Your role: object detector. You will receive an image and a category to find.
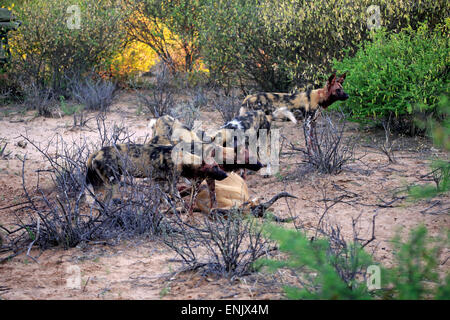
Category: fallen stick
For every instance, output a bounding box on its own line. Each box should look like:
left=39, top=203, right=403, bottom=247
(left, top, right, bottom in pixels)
left=250, top=192, right=298, bottom=222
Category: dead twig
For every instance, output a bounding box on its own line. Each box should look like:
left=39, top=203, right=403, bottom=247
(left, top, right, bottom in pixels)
left=249, top=192, right=298, bottom=221
left=302, top=112, right=355, bottom=174
left=379, top=117, right=397, bottom=164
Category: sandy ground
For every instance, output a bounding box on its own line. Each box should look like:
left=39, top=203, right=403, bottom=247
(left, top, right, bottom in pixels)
left=0, top=91, right=448, bottom=299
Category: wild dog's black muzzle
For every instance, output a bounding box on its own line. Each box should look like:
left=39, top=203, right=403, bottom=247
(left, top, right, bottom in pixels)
left=210, top=166, right=228, bottom=181
left=243, top=159, right=264, bottom=172
left=342, top=92, right=349, bottom=100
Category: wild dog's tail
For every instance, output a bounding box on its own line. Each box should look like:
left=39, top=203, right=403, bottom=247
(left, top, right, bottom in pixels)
left=272, top=107, right=297, bottom=124
left=85, top=154, right=103, bottom=188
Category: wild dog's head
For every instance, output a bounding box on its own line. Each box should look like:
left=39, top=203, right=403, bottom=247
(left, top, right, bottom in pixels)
left=197, top=161, right=229, bottom=181
left=177, top=149, right=228, bottom=181
left=320, top=73, right=349, bottom=108
left=177, top=141, right=229, bottom=181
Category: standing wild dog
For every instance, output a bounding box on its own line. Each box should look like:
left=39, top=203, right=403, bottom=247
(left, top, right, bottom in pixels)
left=241, top=73, right=349, bottom=156
left=85, top=142, right=228, bottom=214
left=241, top=73, right=349, bottom=123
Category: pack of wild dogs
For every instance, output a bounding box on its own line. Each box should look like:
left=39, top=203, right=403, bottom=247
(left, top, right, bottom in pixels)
left=85, top=73, right=348, bottom=216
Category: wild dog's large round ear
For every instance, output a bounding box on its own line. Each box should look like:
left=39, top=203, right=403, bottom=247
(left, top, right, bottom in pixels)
left=338, top=73, right=347, bottom=83
left=327, top=73, right=336, bottom=88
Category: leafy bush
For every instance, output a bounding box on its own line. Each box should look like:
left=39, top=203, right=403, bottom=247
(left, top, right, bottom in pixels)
left=109, top=40, right=158, bottom=84
left=126, top=0, right=205, bottom=73
left=201, top=0, right=448, bottom=91
left=425, top=95, right=450, bottom=152
left=409, top=95, right=449, bottom=199
left=409, top=159, right=450, bottom=199
left=258, top=223, right=449, bottom=300
left=8, top=0, right=128, bottom=96
left=257, top=224, right=374, bottom=299
left=333, top=23, right=449, bottom=134
left=382, top=226, right=449, bottom=300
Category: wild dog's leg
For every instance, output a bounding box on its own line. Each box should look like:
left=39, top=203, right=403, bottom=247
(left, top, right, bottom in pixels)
left=86, top=155, right=114, bottom=205
left=186, top=181, right=195, bottom=215
left=310, top=110, right=320, bottom=156
left=166, top=173, right=182, bottom=208
left=304, top=117, right=312, bottom=157
left=206, top=177, right=217, bottom=209
left=310, top=119, right=318, bottom=155
left=239, top=106, right=247, bottom=116
left=304, top=111, right=318, bottom=158
left=186, top=179, right=203, bottom=217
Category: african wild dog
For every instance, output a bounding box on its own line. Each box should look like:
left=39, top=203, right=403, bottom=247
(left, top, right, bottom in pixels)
left=148, top=115, right=205, bottom=145
left=241, top=73, right=349, bottom=123
left=214, top=110, right=272, bottom=147
left=149, top=114, right=264, bottom=175
left=213, top=110, right=274, bottom=177
left=241, top=73, right=349, bottom=157
left=85, top=142, right=228, bottom=214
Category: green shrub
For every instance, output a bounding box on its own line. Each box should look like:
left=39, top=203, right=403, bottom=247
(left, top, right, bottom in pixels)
left=258, top=224, right=449, bottom=300
left=423, top=95, right=450, bottom=151
left=201, top=0, right=448, bottom=91
left=435, top=275, right=450, bottom=300
left=382, top=226, right=449, bottom=300
left=409, top=95, right=449, bottom=199
left=127, top=0, right=206, bottom=73
left=333, top=23, right=449, bottom=134
left=8, top=0, right=128, bottom=96
left=409, top=159, right=449, bottom=199
left=256, top=224, right=374, bottom=299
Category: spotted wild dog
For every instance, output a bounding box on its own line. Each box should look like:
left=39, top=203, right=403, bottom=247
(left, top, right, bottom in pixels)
left=241, top=73, right=349, bottom=123
left=149, top=114, right=264, bottom=175
left=241, top=73, right=349, bottom=156
left=214, top=110, right=272, bottom=147
left=213, top=110, right=275, bottom=177
left=85, top=142, right=228, bottom=214
left=148, top=115, right=205, bottom=145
